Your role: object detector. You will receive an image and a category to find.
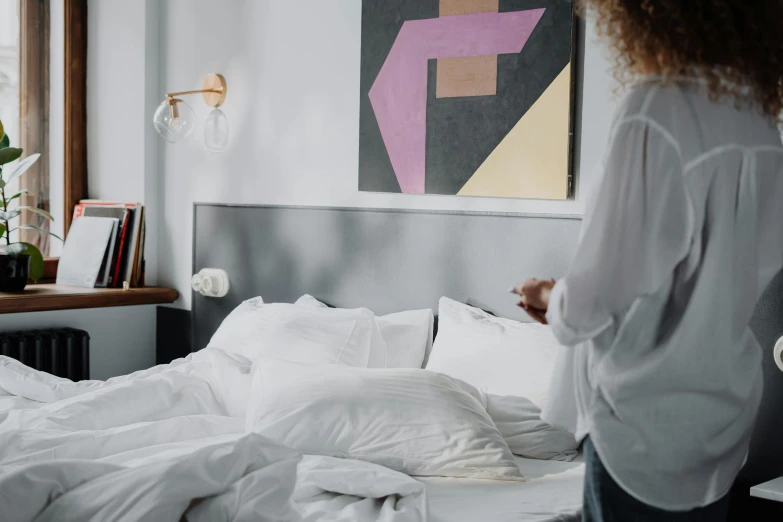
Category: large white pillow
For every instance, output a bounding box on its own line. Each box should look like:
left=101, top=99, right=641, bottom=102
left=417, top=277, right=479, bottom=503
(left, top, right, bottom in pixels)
left=427, top=297, right=562, bottom=409
left=295, top=295, right=433, bottom=369
left=246, top=358, right=524, bottom=481
left=208, top=297, right=376, bottom=368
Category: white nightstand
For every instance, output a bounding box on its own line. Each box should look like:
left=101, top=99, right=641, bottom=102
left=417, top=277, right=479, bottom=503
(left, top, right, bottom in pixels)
left=750, top=476, right=783, bottom=503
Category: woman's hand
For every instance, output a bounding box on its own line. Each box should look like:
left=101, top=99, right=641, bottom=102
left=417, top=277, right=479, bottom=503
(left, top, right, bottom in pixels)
left=513, top=279, right=556, bottom=325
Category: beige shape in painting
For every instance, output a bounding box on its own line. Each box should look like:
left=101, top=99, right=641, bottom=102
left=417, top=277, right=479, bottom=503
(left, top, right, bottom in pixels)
left=439, top=0, right=499, bottom=16
left=436, top=55, right=498, bottom=98
left=458, top=63, right=572, bottom=200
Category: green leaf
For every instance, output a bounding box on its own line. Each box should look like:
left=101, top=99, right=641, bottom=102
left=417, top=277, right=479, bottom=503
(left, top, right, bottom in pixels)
left=0, top=210, right=21, bottom=221
left=5, top=189, right=28, bottom=204
left=18, top=206, right=54, bottom=222
left=0, top=133, right=9, bottom=150
left=0, top=148, right=23, bottom=166
left=19, top=243, right=44, bottom=281
left=0, top=243, right=26, bottom=255
left=2, top=153, right=39, bottom=185
left=17, top=225, right=62, bottom=241
left=0, top=223, right=5, bottom=237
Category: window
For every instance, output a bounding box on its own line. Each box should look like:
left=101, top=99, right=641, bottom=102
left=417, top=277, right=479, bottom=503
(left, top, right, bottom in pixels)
left=0, top=0, right=86, bottom=274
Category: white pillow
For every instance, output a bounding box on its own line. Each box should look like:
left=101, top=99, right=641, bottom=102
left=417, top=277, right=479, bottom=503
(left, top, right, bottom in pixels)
left=293, top=294, right=329, bottom=309
left=427, top=297, right=562, bottom=409
left=208, top=297, right=376, bottom=368
left=246, top=358, right=524, bottom=481
left=295, top=295, right=433, bottom=369
left=486, top=394, right=578, bottom=461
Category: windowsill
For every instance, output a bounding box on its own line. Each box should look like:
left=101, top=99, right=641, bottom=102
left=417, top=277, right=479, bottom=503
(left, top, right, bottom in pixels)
left=0, top=284, right=179, bottom=314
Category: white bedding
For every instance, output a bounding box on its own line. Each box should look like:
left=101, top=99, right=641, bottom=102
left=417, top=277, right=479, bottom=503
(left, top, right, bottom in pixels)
left=0, top=352, right=426, bottom=522
left=0, top=349, right=582, bottom=521
left=422, top=456, right=584, bottom=522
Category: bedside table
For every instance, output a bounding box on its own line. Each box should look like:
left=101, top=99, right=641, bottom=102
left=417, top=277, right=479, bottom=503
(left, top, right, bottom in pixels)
left=746, top=477, right=783, bottom=519
left=751, top=477, right=783, bottom=502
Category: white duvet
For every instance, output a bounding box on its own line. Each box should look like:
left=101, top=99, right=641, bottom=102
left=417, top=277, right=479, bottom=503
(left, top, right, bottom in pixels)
left=0, top=351, right=426, bottom=522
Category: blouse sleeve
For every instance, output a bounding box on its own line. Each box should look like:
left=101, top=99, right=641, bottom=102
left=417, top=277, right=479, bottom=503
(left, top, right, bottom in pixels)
left=546, top=117, right=693, bottom=346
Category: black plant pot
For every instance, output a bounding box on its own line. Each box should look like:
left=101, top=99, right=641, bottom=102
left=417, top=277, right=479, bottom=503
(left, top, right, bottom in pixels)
left=0, top=255, right=31, bottom=292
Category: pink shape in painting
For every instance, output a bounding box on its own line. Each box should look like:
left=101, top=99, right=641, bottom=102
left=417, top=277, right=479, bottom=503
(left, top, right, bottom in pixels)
left=368, top=10, right=546, bottom=194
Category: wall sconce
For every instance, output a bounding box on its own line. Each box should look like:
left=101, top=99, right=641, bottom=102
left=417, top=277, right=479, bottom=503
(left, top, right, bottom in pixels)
left=191, top=268, right=230, bottom=298
left=153, top=73, right=230, bottom=153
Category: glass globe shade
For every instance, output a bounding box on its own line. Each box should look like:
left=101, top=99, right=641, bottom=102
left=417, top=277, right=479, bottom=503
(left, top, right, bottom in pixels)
left=204, top=108, right=230, bottom=153
left=153, top=99, right=196, bottom=143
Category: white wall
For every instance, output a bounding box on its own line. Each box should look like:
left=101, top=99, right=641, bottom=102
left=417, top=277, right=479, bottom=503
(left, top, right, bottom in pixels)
left=157, top=0, right=618, bottom=309
left=88, top=0, right=159, bottom=285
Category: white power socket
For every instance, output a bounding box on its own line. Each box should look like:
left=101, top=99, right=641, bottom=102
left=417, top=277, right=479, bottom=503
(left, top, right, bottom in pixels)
left=191, top=268, right=230, bottom=298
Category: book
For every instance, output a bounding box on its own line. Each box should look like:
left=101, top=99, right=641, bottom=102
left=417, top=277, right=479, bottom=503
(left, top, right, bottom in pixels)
left=110, top=208, right=132, bottom=288
left=72, top=201, right=137, bottom=222
left=81, top=206, right=126, bottom=287
left=95, top=218, right=119, bottom=287
left=124, top=203, right=144, bottom=287
left=134, top=214, right=146, bottom=287
left=57, top=217, right=118, bottom=288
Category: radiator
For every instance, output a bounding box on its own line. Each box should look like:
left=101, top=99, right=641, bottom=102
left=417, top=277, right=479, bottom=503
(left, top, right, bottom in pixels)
left=0, top=328, right=90, bottom=381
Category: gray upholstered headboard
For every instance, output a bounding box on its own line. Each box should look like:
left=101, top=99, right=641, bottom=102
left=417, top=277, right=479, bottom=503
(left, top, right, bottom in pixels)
left=192, top=204, right=582, bottom=350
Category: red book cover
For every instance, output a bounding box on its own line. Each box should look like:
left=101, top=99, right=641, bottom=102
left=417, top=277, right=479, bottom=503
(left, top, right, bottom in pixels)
left=110, top=209, right=132, bottom=287
left=71, top=204, right=86, bottom=222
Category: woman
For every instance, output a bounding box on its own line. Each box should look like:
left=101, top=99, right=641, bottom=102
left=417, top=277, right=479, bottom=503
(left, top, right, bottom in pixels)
left=515, top=1, right=783, bottom=520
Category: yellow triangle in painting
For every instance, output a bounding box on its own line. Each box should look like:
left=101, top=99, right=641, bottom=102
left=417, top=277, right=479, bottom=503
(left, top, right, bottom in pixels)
left=458, top=63, right=571, bottom=200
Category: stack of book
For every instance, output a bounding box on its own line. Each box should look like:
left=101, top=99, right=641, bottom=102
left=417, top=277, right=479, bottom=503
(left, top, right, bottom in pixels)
left=71, top=201, right=146, bottom=288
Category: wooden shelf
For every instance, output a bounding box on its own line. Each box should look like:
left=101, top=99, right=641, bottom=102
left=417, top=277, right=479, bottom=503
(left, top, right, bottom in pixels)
left=0, top=285, right=179, bottom=314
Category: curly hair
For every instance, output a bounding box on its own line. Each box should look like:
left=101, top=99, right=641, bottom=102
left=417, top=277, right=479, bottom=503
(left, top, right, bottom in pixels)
left=581, top=0, right=783, bottom=121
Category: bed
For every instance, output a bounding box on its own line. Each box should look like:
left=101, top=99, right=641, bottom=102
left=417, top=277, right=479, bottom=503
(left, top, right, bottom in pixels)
left=0, top=204, right=584, bottom=521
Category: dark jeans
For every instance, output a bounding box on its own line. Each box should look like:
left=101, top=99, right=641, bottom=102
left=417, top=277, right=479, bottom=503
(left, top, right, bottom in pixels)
left=583, top=437, right=731, bottom=522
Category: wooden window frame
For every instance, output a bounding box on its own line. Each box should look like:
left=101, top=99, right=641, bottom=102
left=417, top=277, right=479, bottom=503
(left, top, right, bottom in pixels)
left=18, top=0, right=50, bottom=253
left=18, top=0, right=87, bottom=280
left=63, top=0, right=87, bottom=236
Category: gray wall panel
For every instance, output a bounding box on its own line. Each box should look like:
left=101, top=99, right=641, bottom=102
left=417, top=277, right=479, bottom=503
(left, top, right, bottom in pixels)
left=193, top=204, right=582, bottom=350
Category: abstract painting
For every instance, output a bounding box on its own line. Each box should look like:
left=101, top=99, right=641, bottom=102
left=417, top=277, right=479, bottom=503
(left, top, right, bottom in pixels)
left=359, top=0, right=575, bottom=200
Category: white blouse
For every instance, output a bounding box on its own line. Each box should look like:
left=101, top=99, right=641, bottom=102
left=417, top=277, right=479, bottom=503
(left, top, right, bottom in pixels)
left=545, top=77, right=783, bottom=510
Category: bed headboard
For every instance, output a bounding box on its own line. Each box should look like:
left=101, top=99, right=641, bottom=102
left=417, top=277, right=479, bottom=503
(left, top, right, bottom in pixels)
left=192, top=204, right=582, bottom=351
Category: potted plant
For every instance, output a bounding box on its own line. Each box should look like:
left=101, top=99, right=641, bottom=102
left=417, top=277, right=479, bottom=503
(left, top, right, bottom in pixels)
left=0, top=119, right=60, bottom=292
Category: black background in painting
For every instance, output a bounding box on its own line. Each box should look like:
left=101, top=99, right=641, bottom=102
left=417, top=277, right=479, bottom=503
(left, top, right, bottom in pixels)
left=358, top=0, right=574, bottom=196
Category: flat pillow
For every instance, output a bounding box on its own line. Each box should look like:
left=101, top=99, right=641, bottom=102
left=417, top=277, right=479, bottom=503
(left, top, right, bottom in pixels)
left=208, top=297, right=376, bottom=368
left=295, top=295, right=433, bottom=369
left=485, top=393, right=578, bottom=461
left=427, top=297, right=562, bottom=409
left=246, top=358, right=524, bottom=481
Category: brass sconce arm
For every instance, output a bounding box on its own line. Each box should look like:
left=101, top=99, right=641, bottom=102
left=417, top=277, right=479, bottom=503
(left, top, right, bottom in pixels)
left=165, top=73, right=228, bottom=108
left=165, top=87, right=223, bottom=98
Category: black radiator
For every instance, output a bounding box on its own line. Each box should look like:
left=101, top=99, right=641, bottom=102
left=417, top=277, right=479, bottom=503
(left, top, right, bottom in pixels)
left=0, top=328, right=90, bottom=381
